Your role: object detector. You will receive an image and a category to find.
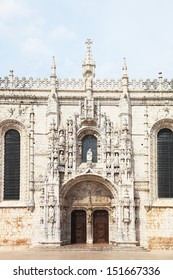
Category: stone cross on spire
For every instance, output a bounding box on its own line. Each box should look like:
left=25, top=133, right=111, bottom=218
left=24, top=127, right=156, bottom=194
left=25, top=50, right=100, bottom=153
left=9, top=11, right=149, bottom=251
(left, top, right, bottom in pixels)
left=82, top=39, right=96, bottom=79
left=83, top=39, right=95, bottom=65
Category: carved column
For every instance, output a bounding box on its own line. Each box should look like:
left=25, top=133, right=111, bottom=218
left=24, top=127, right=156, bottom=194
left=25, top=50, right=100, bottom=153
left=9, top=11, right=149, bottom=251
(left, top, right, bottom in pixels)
left=72, top=115, right=77, bottom=175
left=27, top=105, right=35, bottom=211
left=86, top=208, right=92, bottom=244
left=55, top=173, right=61, bottom=243
left=144, top=106, right=149, bottom=180
left=102, top=115, right=107, bottom=176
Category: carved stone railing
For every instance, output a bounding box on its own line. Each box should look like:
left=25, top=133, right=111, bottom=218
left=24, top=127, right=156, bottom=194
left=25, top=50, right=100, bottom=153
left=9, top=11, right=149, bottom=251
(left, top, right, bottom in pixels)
left=128, top=78, right=173, bottom=91
left=0, top=76, right=51, bottom=89
left=58, top=78, right=85, bottom=90
left=93, top=79, right=122, bottom=91
left=1, top=75, right=173, bottom=91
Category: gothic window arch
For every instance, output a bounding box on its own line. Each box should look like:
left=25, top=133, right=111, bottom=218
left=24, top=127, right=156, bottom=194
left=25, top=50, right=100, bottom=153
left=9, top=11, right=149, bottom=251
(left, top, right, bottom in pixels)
left=82, top=135, right=97, bottom=162
left=4, top=129, right=20, bottom=200
left=0, top=120, right=29, bottom=203
left=157, top=128, right=173, bottom=198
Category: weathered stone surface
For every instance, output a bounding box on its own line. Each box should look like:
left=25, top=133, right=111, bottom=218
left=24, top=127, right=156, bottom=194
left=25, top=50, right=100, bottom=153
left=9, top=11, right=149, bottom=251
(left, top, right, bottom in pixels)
left=0, top=41, right=173, bottom=249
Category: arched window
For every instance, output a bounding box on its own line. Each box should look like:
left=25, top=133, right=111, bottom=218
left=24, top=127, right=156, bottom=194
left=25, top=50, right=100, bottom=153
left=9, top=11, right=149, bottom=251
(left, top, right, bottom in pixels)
left=82, top=135, right=97, bottom=163
left=4, top=129, right=20, bottom=200
left=157, top=128, right=173, bottom=198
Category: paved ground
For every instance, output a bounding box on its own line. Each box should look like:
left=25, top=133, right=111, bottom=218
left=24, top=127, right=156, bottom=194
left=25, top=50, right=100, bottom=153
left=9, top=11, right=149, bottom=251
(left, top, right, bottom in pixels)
left=0, top=247, right=173, bottom=260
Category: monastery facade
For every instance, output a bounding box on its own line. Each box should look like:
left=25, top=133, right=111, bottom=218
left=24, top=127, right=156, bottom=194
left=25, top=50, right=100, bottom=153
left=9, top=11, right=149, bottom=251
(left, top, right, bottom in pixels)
left=0, top=40, right=173, bottom=249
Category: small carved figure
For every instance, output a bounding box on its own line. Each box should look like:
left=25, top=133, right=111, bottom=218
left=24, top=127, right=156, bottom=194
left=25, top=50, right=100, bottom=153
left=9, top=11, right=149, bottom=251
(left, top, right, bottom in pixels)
left=122, top=117, right=128, bottom=131
left=106, top=153, right=111, bottom=168
left=113, top=153, right=119, bottom=168
left=123, top=206, right=130, bottom=223
left=59, top=130, right=65, bottom=146
left=85, top=74, right=93, bottom=90
left=87, top=209, right=92, bottom=223
left=113, top=134, right=119, bottom=148
left=126, top=158, right=131, bottom=169
left=68, top=134, right=73, bottom=150
left=53, top=158, right=58, bottom=170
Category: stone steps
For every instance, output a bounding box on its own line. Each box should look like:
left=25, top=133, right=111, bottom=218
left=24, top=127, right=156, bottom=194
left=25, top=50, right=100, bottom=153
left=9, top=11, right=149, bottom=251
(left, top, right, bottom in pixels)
left=30, top=244, right=149, bottom=252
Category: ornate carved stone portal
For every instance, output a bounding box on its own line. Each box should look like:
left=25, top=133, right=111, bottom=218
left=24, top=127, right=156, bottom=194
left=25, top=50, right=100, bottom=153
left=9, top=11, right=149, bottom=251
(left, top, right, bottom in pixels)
left=61, top=180, right=115, bottom=244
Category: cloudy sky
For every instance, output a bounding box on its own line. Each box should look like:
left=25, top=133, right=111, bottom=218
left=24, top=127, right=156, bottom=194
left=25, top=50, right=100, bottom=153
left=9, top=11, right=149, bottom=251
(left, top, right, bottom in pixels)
left=0, top=0, right=173, bottom=79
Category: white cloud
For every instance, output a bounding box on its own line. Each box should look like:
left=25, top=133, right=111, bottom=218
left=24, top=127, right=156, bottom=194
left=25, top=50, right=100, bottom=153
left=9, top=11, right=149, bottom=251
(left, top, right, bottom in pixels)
left=0, top=0, right=32, bottom=20
left=50, top=26, right=77, bottom=41
left=21, top=37, right=51, bottom=57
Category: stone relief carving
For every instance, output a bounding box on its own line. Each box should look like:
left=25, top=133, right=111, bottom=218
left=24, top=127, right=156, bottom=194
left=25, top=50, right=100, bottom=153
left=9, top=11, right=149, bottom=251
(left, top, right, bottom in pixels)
left=65, top=183, right=112, bottom=207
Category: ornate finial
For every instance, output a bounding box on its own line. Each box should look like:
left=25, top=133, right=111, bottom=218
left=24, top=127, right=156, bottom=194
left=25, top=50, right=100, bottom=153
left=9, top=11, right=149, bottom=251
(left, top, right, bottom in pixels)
left=51, top=56, right=56, bottom=77
left=9, top=69, right=14, bottom=87
left=9, top=69, right=14, bottom=78
left=122, top=57, right=127, bottom=77
left=158, top=71, right=162, bottom=78
left=83, top=39, right=95, bottom=66
left=82, top=39, right=95, bottom=81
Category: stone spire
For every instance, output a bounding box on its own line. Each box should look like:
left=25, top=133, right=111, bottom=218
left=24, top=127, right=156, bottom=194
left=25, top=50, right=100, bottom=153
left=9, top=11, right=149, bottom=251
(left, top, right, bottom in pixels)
left=82, top=39, right=96, bottom=93
left=122, top=57, right=128, bottom=94
left=82, top=39, right=96, bottom=79
left=51, top=56, right=56, bottom=78
left=119, top=57, right=131, bottom=133
left=122, top=57, right=127, bottom=77
left=48, top=56, right=59, bottom=129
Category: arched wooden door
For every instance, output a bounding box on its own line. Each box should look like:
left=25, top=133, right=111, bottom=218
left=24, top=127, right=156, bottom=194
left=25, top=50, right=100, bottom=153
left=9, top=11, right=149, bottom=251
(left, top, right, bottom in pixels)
left=71, top=210, right=86, bottom=244
left=93, top=210, right=109, bottom=243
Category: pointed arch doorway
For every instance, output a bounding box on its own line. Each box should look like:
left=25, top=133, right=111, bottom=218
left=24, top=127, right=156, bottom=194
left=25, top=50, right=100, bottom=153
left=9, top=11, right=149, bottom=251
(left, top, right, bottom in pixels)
left=93, top=210, right=109, bottom=243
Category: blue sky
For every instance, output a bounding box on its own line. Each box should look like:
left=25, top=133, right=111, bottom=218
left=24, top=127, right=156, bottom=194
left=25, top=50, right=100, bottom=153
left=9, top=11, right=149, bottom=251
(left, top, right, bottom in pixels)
left=0, top=0, right=173, bottom=79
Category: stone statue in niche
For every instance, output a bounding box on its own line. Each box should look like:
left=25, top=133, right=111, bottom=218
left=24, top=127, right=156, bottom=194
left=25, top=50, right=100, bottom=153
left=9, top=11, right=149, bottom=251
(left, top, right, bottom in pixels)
left=59, top=130, right=65, bottom=146
left=87, top=209, right=92, bottom=223
left=68, top=134, right=73, bottom=151
left=120, top=157, right=126, bottom=170
left=121, top=117, right=129, bottom=132
left=123, top=206, right=130, bottom=223
left=113, top=153, right=119, bottom=168
left=87, top=148, right=93, bottom=163
left=106, top=153, right=111, bottom=168
left=126, top=158, right=131, bottom=169
left=53, top=158, right=58, bottom=170
left=85, top=73, right=93, bottom=90
left=113, top=134, right=119, bottom=148
left=59, top=151, right=65, bottom=166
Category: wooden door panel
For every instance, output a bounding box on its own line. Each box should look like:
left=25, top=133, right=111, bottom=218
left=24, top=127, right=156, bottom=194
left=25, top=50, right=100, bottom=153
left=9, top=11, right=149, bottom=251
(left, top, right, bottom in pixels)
left=93, top=210, right=108, bottom=243
left=71, top=210, right=86, bottom=244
